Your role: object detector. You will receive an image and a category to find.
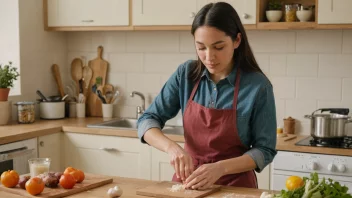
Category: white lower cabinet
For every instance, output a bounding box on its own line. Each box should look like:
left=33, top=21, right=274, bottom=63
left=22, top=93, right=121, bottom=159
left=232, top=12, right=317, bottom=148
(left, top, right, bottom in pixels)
left=38, top=133, right=62, bottom=172
left=63, top=133, right=151, bottom=180
left=256, top=164, right=270, bottom=190
left=151, top=143, right=185, bottom=181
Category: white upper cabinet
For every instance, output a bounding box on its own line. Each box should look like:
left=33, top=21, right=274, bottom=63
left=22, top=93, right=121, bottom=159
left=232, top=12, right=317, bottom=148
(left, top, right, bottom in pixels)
left=47, top=0, right=129, bottom=27
left=318, top=0, right=352, bottom=24
left=213, top=0, right=257, bottom=24
left=132, top=0, right=200, bottom=25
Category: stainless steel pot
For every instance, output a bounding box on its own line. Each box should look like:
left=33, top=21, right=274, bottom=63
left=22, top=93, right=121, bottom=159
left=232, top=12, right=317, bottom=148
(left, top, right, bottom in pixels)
left=304, top=108, right=352, bottom=138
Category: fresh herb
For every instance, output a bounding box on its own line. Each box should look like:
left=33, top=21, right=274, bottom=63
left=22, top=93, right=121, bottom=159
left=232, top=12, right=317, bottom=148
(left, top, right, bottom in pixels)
left=274, top=172, right=352, bottom=198
left=0, top=61, right=20, bottom=88
left=268, top=0, right=282, bottom=11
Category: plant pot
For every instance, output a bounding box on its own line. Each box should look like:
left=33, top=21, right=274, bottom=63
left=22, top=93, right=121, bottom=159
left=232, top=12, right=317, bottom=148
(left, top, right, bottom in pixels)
left=266, top=10, right=283, bottom=22
left=0, top=88, right=10, bottom=101
left=296, top=10, right=313, bottom=22
left=0, top=101, right=12, bottom=125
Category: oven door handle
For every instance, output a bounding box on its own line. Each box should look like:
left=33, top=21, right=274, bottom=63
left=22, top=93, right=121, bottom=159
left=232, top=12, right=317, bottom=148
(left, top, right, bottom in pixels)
left=0, top=147, right=35, bottom=161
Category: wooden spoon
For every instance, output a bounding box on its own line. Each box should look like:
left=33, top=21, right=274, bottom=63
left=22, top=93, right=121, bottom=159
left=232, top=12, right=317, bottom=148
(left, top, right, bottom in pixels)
left=71, top=58, right=83, bottom=96
left=82, top=66, right=93, bottom=99
left=51, top=64, right=65, bottom=97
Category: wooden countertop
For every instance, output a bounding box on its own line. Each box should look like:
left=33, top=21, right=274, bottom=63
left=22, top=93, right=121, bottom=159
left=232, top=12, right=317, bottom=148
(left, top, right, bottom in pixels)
left=0, top=176, right=270, bottom=198
left=0, top=118, right=350, bottom=156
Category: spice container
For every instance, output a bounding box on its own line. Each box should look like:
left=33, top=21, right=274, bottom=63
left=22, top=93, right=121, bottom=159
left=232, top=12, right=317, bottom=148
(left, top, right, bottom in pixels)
left=14, top=102, right=36, bottom=124
left=284, top=116, right=296, bottom=134
left=284, top=4, right=298, bottom=22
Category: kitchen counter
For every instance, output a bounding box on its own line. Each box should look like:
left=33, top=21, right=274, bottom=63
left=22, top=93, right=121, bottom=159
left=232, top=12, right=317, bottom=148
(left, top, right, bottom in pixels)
left=0, top=176, right=269, bottom=198
left=0, top=118, right=350, bottom=156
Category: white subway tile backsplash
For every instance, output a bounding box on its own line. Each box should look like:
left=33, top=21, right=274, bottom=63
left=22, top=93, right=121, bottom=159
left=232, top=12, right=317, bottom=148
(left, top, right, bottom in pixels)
left=270, top=55, right=286, bottom=76
left=247, top=31, right=296, bottom=53
left=296, top=30, right=342, bottom=53
left=296, top=78, right=341, bottom=100
left=287, top=54, right=318, bottom=77
left=126, top=73, right=162, bottom=93
left=109, top=53, right=143, bottom=73
left=144, top=53, right=196, bottom=74
left=254, top=54, right=269, bottom=75
left=285, top=100, right=317, bottom=121
left=180, top=31, right=195, bottom=53
left=272, top=77, right=295, bottom=99
left=319, top=54, right=352, bottom=77
left=126, top=31, right=179, bottom=52
left=275, top=99, right=285, bottom=125
left=342, top=78, right=352, bottom=101
left=66, top=30, right=352, bottom=132
left=342, top=30, right=352, bottom=53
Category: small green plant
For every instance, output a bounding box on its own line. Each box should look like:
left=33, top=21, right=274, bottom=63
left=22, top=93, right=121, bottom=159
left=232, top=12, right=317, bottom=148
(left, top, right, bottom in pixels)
left=268, top=0, right=282, bottom=10
left=0, top=62, right=20, bottom=88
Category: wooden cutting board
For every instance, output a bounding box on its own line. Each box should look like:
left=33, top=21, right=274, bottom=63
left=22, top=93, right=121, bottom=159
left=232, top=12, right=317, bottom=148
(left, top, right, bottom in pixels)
left=278, top=134, right=297, bottom=141
left=87, top=46, right=108, bottom=117
left=0, top=173, right=112, bottom=198
left=136, top=181, right=221, bottom=198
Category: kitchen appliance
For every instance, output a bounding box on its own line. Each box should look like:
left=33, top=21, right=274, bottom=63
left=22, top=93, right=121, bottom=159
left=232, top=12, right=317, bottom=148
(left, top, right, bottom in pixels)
left=304, top=108, right=352, bottom=138
left=39, top=101, right=65, bottom=119
left=296, top=136, right=352, bottom=149
left=0, top=138, right=37, bottom=175
left=271, top=151, right=352, bottom=193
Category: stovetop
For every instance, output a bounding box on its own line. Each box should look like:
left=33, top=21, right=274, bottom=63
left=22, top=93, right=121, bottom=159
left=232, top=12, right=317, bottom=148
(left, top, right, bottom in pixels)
left=295, top=136, right=352, bottom=149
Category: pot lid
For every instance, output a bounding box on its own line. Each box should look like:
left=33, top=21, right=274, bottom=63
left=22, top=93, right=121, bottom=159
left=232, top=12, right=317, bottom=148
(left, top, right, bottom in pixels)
left=311, top=113, right=350, bottom=119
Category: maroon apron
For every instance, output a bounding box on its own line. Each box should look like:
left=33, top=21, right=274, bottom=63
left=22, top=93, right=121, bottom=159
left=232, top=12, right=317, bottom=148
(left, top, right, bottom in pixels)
left=172, top=69, right=257, bottom=188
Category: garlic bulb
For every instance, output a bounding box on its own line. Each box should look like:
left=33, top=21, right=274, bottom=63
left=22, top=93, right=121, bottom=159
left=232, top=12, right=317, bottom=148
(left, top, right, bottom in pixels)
left=260, top=192, right=273, bottom=198
left=107, top=185, right=123, bottom=197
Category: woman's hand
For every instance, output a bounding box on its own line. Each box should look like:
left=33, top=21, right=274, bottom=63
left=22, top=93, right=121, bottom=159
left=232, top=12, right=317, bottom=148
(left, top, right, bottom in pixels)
left=184, top=162, right=224, bottom=190
left=166, top=144, right=194, bottom=182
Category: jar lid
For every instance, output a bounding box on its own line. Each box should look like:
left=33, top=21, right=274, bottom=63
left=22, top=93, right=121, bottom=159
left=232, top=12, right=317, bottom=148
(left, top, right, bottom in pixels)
left=14, top=101, right=36, bottom=105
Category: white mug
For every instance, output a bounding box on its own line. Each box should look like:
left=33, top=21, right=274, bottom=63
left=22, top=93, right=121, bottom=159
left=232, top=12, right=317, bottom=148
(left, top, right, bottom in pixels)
left=102, top=104, right=113, bottom=118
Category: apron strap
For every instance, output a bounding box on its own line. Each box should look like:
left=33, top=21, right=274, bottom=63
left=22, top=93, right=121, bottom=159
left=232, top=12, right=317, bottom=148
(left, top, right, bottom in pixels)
left=188, top=78, right=201, bottom=103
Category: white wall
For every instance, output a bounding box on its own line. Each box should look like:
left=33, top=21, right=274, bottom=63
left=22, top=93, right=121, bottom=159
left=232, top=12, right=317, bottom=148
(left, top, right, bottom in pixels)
left=0, top=0, right=20, bottom=95
left=6, top=0, right=67, bottom=119
left=67, top=30, right=352, bottom=135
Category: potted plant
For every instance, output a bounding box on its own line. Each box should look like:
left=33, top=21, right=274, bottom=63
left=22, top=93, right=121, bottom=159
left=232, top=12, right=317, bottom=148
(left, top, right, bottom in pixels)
left=266, top=0, right=283, bottom=22
left=0, top=61, right=20, bottom=101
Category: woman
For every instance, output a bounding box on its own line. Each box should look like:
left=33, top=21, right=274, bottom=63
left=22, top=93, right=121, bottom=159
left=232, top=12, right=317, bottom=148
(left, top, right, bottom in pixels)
left=137, top=2, right=277, bottom=190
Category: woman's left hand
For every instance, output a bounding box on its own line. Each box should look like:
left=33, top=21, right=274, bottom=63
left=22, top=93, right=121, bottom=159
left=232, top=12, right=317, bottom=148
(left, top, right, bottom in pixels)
left=184, top=162, right=224, bottom=190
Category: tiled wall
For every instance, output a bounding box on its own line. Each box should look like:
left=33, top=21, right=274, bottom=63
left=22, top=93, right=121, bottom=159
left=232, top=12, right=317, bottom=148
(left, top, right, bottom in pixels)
left=67, top=30, right=352, bottom=135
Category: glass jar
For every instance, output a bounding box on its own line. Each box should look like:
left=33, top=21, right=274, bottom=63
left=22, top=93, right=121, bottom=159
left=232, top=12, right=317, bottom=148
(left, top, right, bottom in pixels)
left=28, top=158, right=51, bottom=177
left=14, top=102, right=36, bottom=124
left=285, top=4, right=298, bottom=22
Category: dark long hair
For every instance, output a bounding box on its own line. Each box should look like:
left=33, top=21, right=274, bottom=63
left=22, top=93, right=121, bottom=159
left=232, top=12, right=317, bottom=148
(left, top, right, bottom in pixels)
left=190, top=2, right=266, bottom=82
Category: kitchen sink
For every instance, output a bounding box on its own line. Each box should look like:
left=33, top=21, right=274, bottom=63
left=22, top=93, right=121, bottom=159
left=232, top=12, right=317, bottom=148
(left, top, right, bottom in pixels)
left=87, top=118, right=184, bottom=135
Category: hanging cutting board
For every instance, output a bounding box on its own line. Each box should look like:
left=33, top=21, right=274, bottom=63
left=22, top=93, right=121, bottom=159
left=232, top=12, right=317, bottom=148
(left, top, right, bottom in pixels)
left=87, top=46, right=108, bottom=117
left=136, top=181, right=221, bottom=198
left=0, top=173, right=113, bottom=198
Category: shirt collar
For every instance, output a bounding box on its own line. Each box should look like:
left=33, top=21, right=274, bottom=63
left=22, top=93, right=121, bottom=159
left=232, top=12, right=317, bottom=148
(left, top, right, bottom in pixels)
left=201, top=63, right=238, bottom=86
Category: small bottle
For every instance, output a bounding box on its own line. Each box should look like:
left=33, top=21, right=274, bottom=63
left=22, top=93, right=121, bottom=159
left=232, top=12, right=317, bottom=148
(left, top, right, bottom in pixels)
left=277, top=126, right=283, bottom=134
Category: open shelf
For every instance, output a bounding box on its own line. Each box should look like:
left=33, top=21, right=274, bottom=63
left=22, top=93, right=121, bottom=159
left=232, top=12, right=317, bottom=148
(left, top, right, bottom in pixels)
left=257, top=0, right=317, bottom=30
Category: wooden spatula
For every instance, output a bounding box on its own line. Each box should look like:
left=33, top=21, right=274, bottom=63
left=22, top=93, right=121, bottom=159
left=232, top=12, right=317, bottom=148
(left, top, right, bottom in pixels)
left=71, top=58, right=83, bottom=97
left=87, top=46, right=108, bottom=117
left=51, top=64, right=65, bottom=97
left=82, top=66, right=93, bottom=99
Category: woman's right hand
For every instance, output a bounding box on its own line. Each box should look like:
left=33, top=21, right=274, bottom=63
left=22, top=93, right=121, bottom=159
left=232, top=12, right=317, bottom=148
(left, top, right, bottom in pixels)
left=166, top=143, right=194, bottom=182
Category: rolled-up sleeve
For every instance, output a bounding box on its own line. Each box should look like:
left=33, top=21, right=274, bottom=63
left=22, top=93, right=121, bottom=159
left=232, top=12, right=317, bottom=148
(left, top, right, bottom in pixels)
left=245, top=84, right=277, bottom=173
left=137, top=64, right=184, bottom=143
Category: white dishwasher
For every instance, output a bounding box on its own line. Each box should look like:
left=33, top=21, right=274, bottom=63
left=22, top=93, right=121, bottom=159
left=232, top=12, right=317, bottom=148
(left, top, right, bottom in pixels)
left=271, top=151, right=352, bottom=193
left=0, top=138, right=38, bottom=175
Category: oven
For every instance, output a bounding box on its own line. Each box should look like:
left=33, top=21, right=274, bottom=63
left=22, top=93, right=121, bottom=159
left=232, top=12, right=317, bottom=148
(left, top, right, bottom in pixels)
left=0, top=138, right=37, bottom=175
left=271, top=151, right=352, bottom=194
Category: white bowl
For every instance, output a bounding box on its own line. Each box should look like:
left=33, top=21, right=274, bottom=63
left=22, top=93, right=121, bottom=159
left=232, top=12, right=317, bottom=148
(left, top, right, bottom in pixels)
left=296, top=10, right=313, bottom=22
left=266, top=10, right=283, bottom=22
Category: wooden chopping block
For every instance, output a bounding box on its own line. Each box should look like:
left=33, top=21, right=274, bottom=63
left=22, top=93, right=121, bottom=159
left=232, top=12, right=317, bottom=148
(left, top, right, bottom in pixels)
left=87, top=46, right=108, bottom=117
left=136, top=181, right=221, bottom=198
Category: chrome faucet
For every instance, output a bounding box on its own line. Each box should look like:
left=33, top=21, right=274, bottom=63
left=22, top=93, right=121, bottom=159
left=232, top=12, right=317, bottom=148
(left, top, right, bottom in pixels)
left=130, top=91, right=145, bottom=119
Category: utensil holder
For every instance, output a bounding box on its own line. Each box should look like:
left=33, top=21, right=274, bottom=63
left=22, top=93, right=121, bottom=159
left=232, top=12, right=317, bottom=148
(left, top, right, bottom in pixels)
left=76, top=103, right=86, bottom=118
left=102, top=103, right=113, bottom=118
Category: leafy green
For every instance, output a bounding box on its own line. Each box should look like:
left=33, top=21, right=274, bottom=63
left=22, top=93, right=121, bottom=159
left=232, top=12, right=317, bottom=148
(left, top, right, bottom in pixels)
left=0, top=61, right=20, bottom=88
left=274, top=172, right=352, bottom=198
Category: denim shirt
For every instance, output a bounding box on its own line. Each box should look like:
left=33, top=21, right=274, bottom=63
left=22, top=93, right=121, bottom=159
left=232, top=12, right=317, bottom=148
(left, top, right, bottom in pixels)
left=137, top=60, right=277, bottom=173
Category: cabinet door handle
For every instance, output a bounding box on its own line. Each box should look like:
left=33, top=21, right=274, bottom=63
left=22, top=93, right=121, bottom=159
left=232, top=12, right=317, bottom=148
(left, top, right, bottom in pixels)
left=40, top=141, right=44, bottom=147
left=243, top=13, right=249, bottom=19
left=81, top=20, right=94, bottom=23
left=99, top=147, right=117, bottom=151
left=190, top=12, right=195, bottom=18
